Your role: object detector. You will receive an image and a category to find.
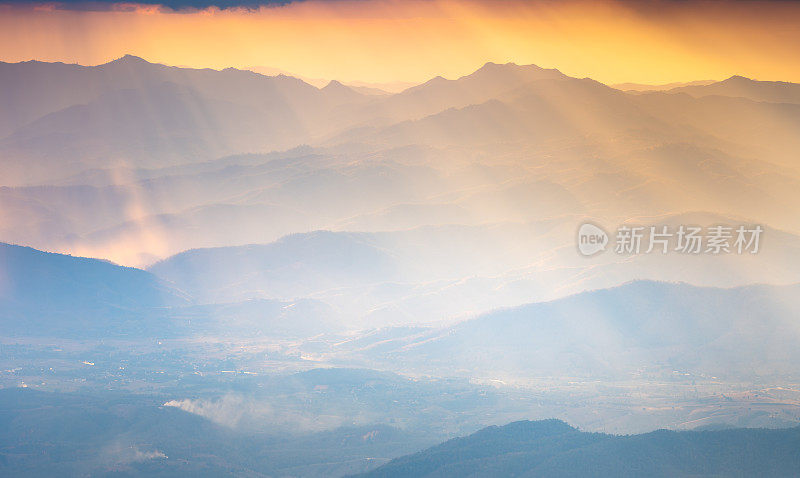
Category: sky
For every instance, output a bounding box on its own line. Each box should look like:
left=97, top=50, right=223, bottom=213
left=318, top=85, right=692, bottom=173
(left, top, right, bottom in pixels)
left=1, top=0, right=800, bottom=85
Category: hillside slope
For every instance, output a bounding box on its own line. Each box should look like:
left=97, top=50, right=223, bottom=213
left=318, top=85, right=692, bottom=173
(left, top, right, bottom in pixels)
left=358, top=419, right=800, bottom=478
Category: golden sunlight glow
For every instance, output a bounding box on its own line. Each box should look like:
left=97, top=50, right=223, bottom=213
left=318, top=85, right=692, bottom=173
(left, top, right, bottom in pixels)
left=1, top=0, right=800, bottom=85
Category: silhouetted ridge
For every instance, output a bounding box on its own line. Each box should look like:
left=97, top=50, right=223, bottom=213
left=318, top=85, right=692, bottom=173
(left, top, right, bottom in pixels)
left=323, top=79, right=346, bottom=89
left=463, top=61, right=565, bottom=80
left=472, top=419, right=577, bottom=441
left=725, top=74, right=750, bottom=81
left=103, top=54, right=150, bottom=66
left=358, top=420, right=800, bottom=477
left=0, top=242, right=189, bottom=338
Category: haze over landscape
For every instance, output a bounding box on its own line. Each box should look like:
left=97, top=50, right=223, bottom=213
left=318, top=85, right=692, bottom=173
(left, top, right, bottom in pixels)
left=1, top=0, right=800, bottom=476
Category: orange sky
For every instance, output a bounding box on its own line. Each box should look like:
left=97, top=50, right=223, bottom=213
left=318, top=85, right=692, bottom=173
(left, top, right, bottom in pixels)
left=1, top=0, right=799, bottom=85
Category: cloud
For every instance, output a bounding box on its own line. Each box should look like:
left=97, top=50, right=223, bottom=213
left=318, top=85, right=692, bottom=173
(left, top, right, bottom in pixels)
left=1, top=0, right=789, bottom=13
left=3, top=0, right=800, bottom=87
left=0, top=0, right=307, bottom=12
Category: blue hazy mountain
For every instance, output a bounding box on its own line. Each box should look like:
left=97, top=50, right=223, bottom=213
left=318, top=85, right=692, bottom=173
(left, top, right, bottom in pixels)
left=4, top=48, right=800, bottom=478
left=144, top=219, right=800, bottom=329
left=357, top=419, right=800, bottom=478
left=8, top=240, right=799, bottom=382
left=358, top=280, right=800, bottom=380
left=148, top=230, right=400, bottom=303
left=0, top=387, right=431, bottom=478
left=0, top=242, right=189, bottom=337
left=0, top=241, right=356, bottom=339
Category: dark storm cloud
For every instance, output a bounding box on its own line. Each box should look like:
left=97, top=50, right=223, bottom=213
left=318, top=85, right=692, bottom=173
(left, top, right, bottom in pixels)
left=1, top=0, right=796, bottom=13
left=0, top=0, right=307, bottom=11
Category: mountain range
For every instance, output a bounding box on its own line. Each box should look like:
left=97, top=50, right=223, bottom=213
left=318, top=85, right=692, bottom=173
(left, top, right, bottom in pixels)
left=5, top=238, right=800, bottom=387
left=358, top=419, right=800, bottom=478
left=346, top=280, right=800, bottom=381
left=3, top=32, right=800, bottom=478
left=667, top=75, right=800, bottom=105
left=2, top=56, right=800, bottom=273
left=0, top=242, right=187, bottom=337
left=3, top=55, right=800, bottom=376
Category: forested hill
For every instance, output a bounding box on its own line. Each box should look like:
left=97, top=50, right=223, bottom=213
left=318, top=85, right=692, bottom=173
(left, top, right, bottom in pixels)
left=356, top=419, right=800, bottom=478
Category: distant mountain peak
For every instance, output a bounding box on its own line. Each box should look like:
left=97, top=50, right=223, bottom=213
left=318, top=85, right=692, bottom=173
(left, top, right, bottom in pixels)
left=103, top=54, right=151, bottom=66
left=471, top=61, right=518, bottom=75
left=363, top=418, right=800, bottom=477
left=321, top=79, right=365, bottom=98
left=491, top=419, right=577, bottom=436
left=463, top=61, right=565, bottom=81
left=724, top=74, right=753, bottom=82
left=477, top=61, right=517, bottom=70
left=322, top=79, right=347, bottom=90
